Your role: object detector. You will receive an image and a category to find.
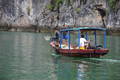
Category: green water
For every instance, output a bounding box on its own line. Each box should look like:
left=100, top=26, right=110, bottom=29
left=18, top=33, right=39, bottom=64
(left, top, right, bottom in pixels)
left=0, top=32, right=120, bottom=80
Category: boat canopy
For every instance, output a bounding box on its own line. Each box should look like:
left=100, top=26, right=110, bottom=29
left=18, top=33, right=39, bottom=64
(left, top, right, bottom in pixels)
left=59, top=27, right=107, bottom=49
left=60, top=27, right=106, bottom=32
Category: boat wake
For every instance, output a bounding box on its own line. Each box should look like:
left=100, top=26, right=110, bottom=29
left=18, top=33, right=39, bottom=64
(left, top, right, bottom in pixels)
left=89, top=58, right=120, bottom=63
left=51, top=53, right=61, bottom=57
left=51, top=54, right=120, bottom=64
left=44, top=36, right=51, bottom=41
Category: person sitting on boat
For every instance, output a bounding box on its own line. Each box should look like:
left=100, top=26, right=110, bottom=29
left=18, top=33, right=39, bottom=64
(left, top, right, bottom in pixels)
left=80, top=34, right=89, bottom=49
left=59, top=32, right=68, bottom=47
left=61, top=39, right=73, bottom=49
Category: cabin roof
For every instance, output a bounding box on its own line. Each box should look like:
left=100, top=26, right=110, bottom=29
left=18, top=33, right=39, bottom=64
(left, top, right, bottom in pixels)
left=60, top=27, right=107, bottom=32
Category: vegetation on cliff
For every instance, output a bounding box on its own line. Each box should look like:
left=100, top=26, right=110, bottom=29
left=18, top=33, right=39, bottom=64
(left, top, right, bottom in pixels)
left=108, top=0, right=118, bottom=11
left=47, top=0, right=63, bottom=11
left=0, top=0, right=120, bottom=31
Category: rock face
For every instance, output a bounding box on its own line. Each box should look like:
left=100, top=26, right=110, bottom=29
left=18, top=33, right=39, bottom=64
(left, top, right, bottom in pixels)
left=0, top=0, right=120, bottom=28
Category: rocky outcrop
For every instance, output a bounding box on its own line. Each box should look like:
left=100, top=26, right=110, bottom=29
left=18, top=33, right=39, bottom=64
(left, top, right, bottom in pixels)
left=0, top=0, right=120, bottom=29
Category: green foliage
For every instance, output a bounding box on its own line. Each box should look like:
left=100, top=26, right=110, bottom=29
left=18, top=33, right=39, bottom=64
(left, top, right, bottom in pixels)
left=66, top=0, right=70, bottom=6
left=55, top=0, right=63, bottom=9
left=56, top=0, right=63, bottom=5
left=75, top=8, right=81, bottom=13
left=46, top=4, right=54, bottom=11
left=108, top=0, right=117, bottom=10
left=66, top=0, right=74, bottom=6
left=27, top=7, right=31, bottom=16
left=46, top=0, right=63, bottom=11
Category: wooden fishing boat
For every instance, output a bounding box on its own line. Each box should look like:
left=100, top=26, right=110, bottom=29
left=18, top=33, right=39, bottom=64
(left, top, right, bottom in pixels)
left=50, top=27, right=109, bottom=58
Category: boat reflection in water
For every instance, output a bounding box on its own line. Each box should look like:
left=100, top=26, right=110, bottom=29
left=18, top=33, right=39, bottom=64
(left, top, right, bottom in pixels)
left=77, top=61, right=88, bottom=80
left=51, top=54, right=113, bottom=80
left=52, top=55, right=90, bottom=80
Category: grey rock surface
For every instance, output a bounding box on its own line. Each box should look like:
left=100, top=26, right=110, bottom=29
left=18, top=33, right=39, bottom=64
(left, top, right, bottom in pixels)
left=0, top=0, right=120, bottom=28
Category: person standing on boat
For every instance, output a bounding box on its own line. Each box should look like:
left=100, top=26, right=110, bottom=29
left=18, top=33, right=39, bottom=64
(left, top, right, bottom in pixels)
left=54, top=29, right=60, bottom=41
left=50, top=29, right=60, bottom=48
left=51, top=29, right=60, bottom=42
left=80, top=34, right=89, bottom=49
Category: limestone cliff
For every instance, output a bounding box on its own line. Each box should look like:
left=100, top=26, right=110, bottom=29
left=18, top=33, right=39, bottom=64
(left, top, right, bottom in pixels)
left=0, top=0, right=120, bottom=29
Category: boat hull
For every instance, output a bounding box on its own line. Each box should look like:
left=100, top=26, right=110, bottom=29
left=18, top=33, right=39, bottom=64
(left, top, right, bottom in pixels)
left=50, top=42, right=109, bottom=58
left=55, top=48, right=108, bottom=58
